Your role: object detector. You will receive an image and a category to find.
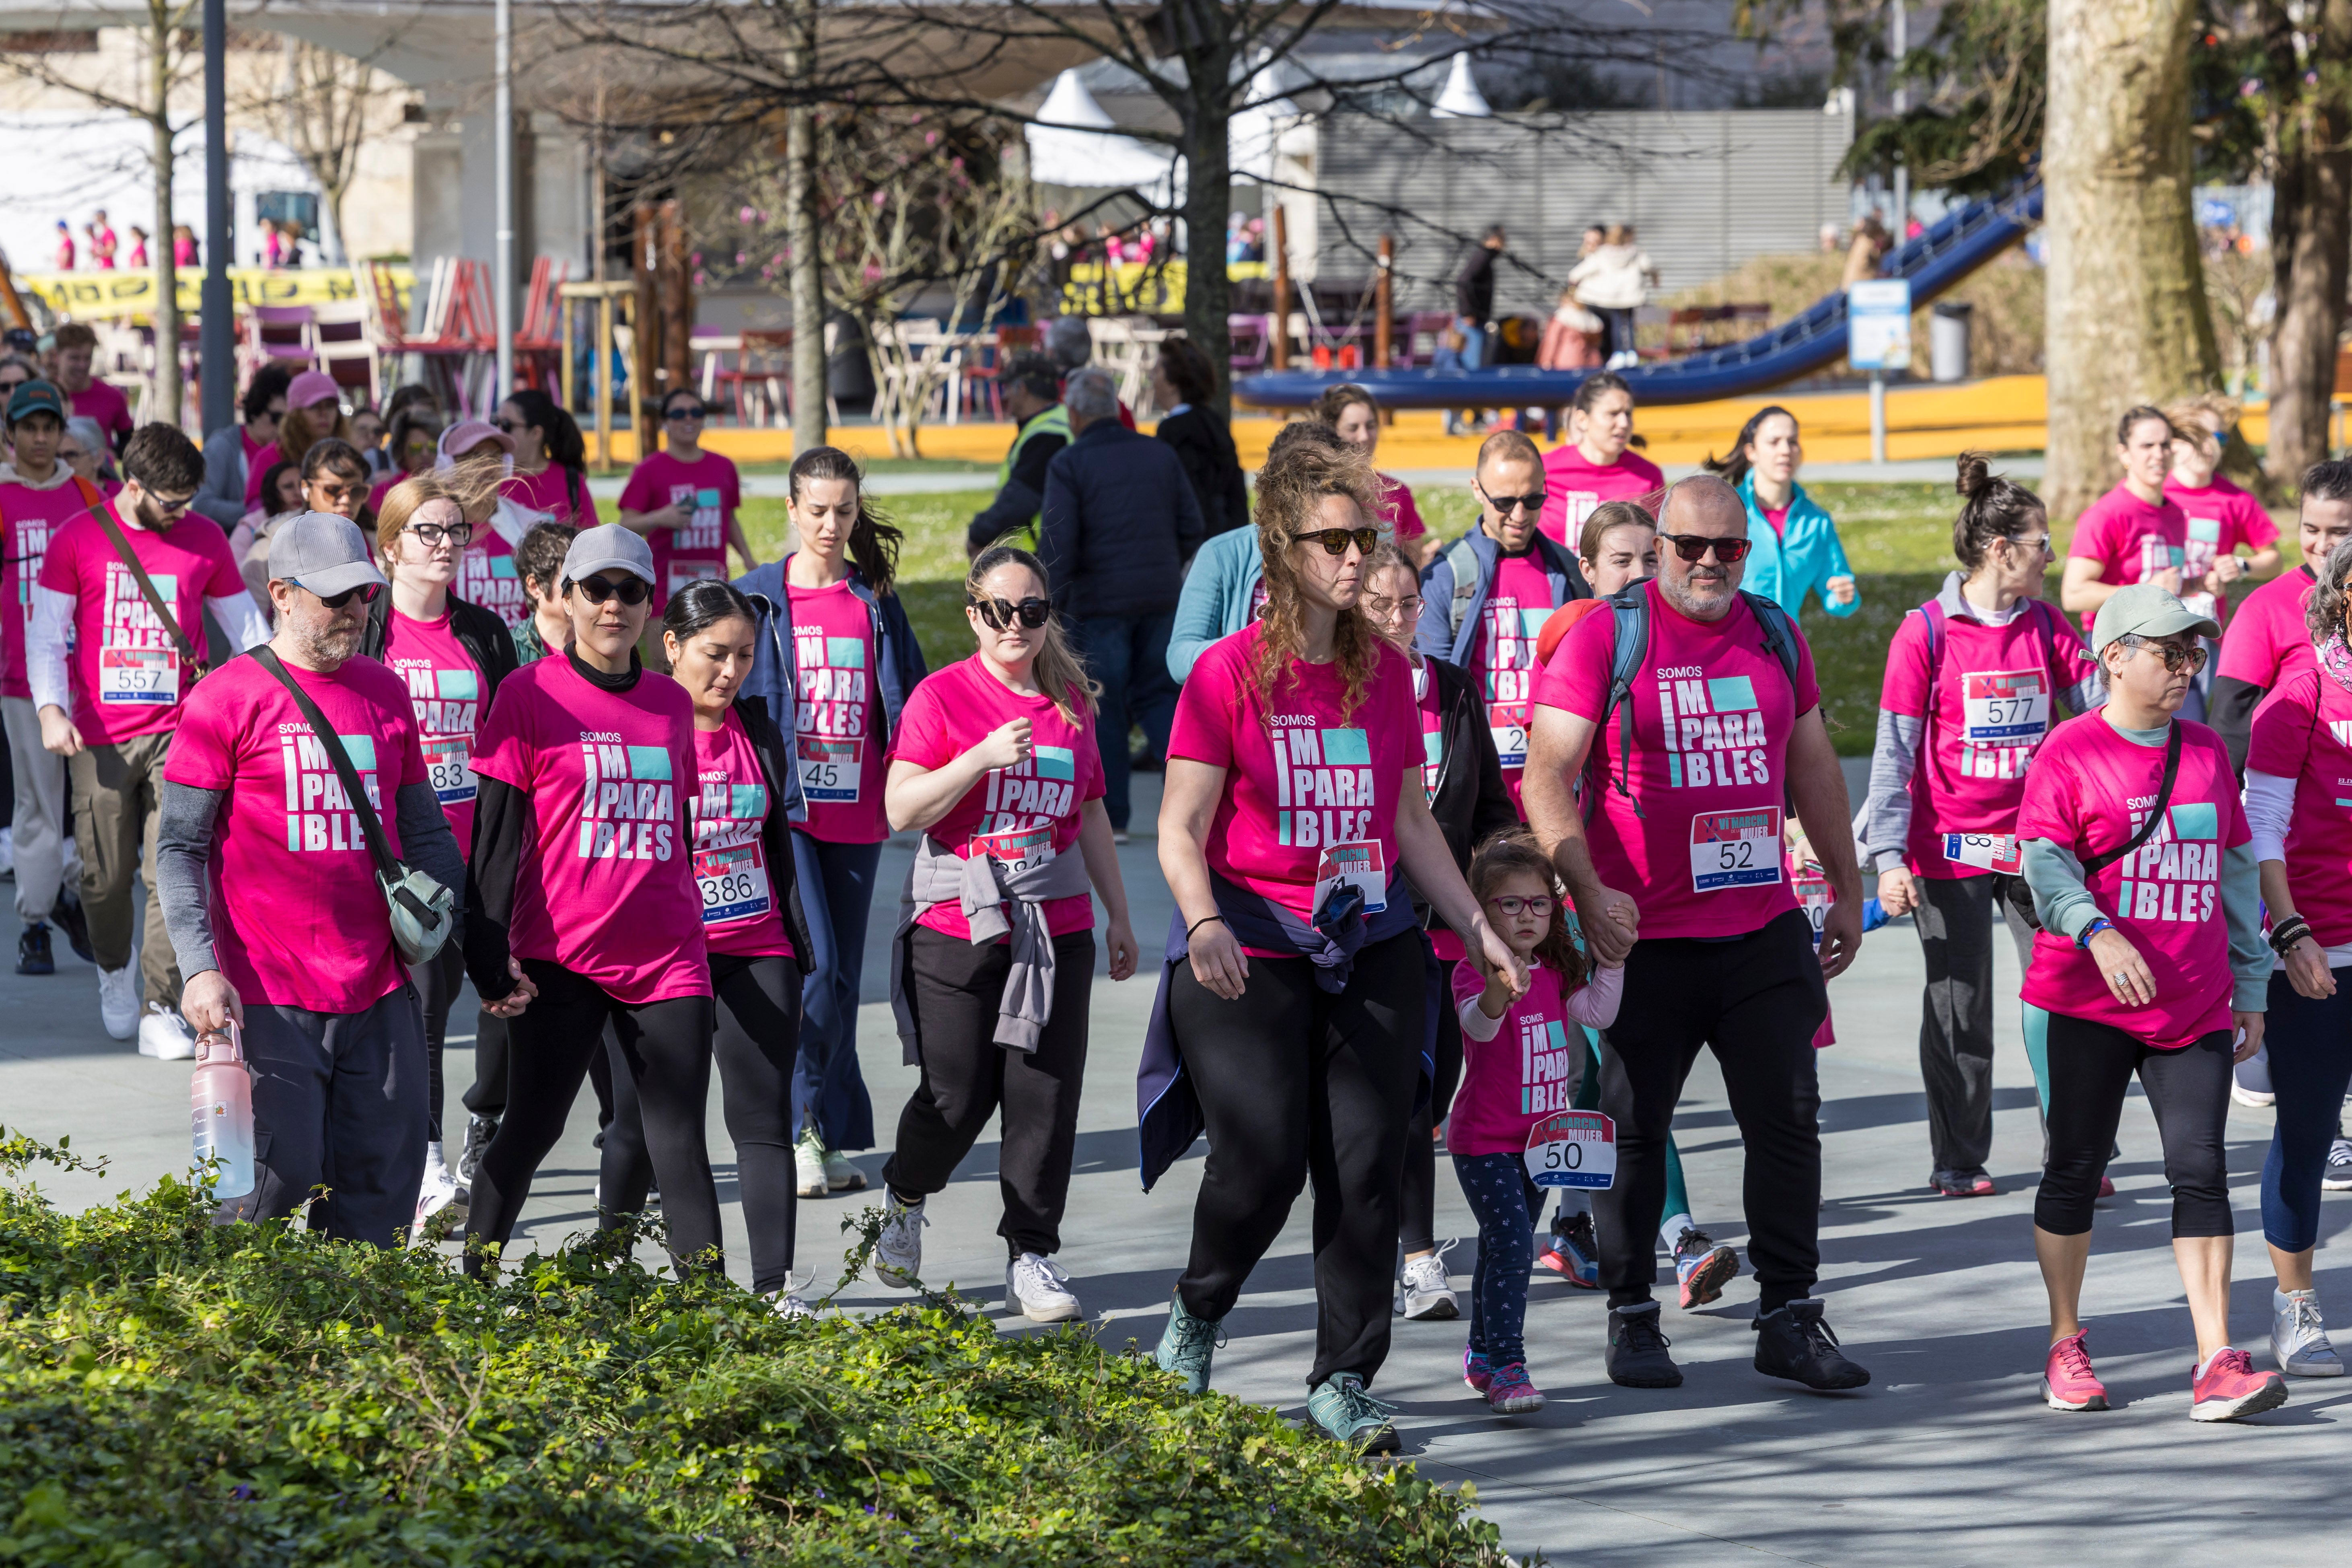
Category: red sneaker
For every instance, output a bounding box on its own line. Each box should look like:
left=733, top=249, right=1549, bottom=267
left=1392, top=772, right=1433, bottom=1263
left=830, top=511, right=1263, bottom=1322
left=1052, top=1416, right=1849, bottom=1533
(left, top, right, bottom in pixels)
left=2190, top=1346, right=2288, bottom=1422
left=2098, top=1175, right=2116, bottom=1198
left=2041, top=1331, right=2109, bottom=1411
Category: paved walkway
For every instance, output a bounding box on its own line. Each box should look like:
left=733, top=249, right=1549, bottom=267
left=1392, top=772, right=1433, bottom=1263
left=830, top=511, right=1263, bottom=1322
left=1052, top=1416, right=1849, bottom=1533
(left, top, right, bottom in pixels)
left=3, top=770, right=2339, bottom=1566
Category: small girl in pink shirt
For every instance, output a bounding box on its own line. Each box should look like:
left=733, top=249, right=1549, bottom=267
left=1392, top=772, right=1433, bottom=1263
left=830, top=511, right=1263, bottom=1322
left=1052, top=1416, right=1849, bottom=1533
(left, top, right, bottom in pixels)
left=1450, top=831, right=1624, bottom=1416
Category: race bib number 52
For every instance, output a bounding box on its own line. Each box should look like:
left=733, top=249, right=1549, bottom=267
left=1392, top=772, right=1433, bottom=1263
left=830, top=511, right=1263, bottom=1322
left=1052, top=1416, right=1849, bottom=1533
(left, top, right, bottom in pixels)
left=1689, top=808, right=1782, bottom=893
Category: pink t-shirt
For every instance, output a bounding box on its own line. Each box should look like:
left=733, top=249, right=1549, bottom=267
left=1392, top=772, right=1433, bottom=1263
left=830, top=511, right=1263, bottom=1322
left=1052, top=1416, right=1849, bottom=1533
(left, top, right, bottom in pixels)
left=70, top=381, right=132, bottom=439
left=501, top=465, right=598, bottom=533
left=1879, top=599, right=2093, bottom=878
left=788, top=578, right=889, bottom=844
left=243, top=441, right=291, bottom=509
left=36, top=504, right=243, bottom=744
left=2016, top=714, right=2249, bottom=1049
left=2215, top=565, right=2315, bottom=693
left=381, top=607, right=485, bottom=857
left=1448, top=962, right=1583, bottom=1154
left=1167, top=621, right=1420, bottom=941
left=0, top=476, right=103, bottom=700
left=1413, top=662, right=1465, bottom=963
left=1531, top=578, right=1822, bottom=940
left=1763, top=505, right=1789, bottom=536
left=163, top=652, right=428, bottom=1014
left=2164, top=475, right=2278, bottom=628
left=2067, top=483, right=2191, bottom=636
left=468, top=656, right=708, bottom=1004
left=1471, top=550, right=1558, bottom=814
left=621, top=449, right=742, bottom=612
left=1537, top=445, right=1666, bottom=548
left=2248, top=667, right=2352, bottom=947
left=691, top=711, right=793, bottom=959
left=888, top=654, right=1105, bottom=942
left=456, top=528, right=530, bottom=631
left=1379, top=472, right=1425, bottom=542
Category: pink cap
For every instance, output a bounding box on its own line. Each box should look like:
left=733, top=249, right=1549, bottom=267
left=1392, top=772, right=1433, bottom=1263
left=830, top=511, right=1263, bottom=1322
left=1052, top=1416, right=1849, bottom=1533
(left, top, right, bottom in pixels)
left=436, top=419, right=513, bottom=467
left=286, top=370, right=341, bottom=410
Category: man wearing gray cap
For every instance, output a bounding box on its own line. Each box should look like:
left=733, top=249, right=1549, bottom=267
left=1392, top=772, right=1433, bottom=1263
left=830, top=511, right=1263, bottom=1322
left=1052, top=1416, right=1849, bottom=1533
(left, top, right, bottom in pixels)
left=156, top=511, right=465, bottom=1247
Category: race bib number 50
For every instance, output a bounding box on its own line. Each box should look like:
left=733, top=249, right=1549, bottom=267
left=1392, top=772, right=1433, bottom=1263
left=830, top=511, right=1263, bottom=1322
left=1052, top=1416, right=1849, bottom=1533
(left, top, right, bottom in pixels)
left=1690, top=808, right=1782, bottom=893
left=1524, top=1109, right=1616, bottom=1189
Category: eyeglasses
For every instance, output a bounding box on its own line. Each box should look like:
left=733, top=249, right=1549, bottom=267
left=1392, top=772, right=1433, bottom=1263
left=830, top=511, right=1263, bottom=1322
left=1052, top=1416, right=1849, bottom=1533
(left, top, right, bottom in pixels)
left=406, top=521, right=474, bottom=547
left=970, top=595, right=1051, bottom=630
left=1364, top=592, right=1424, bottom=619
left=2001, top=534, right=2053, bottom=554
left=293, top=579, right=382, bottom=610
left=1292, top=526, right=1381, bottom=557
left=1486, top=894, right=1556, bottom=917
left=2115, top=634, right=2209, bottom=673
left=142, top=489, right=196, bottom=519
left=1659, top=532, right=1754, bottom=564
left=1479, top=487, right=1547, bottom=516
left=570, top=573, right=651, bottom=606
left=665, top=405, right=708, bottom=422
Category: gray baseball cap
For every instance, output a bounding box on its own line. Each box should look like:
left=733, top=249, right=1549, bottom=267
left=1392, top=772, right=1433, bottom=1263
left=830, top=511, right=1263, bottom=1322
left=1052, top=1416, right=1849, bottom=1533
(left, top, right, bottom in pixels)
left=2091, top=581, right=2221, bottom=655
left=268, top=511, right=387, bottom=599
left=560, top=523, right=656, bottom=586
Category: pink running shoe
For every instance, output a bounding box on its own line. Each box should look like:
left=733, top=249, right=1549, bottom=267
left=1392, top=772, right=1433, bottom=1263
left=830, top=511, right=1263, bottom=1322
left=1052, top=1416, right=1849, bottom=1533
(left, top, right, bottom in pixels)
left=1486, top=1361, right=1546, bottom=1414
left=2042, top=1331, right=2109, bottom=1412
left=2190, top=1346, right=2288, bottom=1422
left=1462, top=1346, right=1494, bottom=1395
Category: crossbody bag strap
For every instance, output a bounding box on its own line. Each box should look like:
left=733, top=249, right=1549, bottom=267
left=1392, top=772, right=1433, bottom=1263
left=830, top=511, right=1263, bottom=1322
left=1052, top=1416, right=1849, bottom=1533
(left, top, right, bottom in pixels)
left=92, top=498, right=203, bottom=672
left=2082, top=720, right=2184, bottom=877
left=251, top=645, right=403, bottom=887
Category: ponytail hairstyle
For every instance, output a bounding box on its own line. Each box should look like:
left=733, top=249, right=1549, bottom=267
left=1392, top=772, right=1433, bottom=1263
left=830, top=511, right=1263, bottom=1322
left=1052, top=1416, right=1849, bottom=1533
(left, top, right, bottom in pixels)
left=1570, top=369, right=1632, bottom=417
left=2115, top=403, right=2178, bottom=447
left=1951, top=450, right=2049, bottom=572
left=1466, top=828, right=1586, bottom=988
left=505, top=388, right=586, bottom=476
left=965, top=544, right=1099, bottom=725
left=789, top=444, right=903, bottom=597
left=663, top=577, right=759, bottom=642
left=1700, top=404, right=1798, bottom=489
left=1249, top=428, right=1386, bottom=724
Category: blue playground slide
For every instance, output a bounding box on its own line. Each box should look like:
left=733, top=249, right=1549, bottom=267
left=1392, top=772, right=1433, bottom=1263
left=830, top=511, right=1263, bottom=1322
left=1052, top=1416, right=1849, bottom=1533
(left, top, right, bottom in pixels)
left=1232, top=179, right=2043, bottom=410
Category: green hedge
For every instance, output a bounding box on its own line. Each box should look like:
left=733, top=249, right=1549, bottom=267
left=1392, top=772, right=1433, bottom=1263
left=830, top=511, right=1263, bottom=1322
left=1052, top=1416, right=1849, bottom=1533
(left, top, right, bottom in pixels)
left=0, top=1136, right=1507, bottom=1566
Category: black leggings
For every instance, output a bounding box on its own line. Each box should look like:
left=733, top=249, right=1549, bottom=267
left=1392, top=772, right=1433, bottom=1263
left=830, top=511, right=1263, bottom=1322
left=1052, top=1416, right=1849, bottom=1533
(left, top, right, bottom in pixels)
left=1169, top=927, right=1425, bottom=1390
left=1399, top=955, right=1464, bottom=1257
left=601, top=953, right=803, bottom=1293
left=464, top=959, right=718, bottom=1276
left=2036, top=1012, right=2234, bottom=1239
left=412, top=943, right=465, bottom=1145
left=883, top=926, right=1095, bottom=1259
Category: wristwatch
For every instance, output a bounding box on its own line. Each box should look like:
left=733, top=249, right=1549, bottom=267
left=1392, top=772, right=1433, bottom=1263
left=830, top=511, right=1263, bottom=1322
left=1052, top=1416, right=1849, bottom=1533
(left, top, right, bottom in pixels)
left=2076, top=916, right=2114, bottom=950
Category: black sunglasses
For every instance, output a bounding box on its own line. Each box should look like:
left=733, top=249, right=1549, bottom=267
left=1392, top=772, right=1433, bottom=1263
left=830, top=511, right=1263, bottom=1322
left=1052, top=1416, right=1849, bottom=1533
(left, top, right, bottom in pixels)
left=1293, top=526, right=1381, bottom=557
left=1480, top=487, right=1547, bottom=516
left=1658, top=532, right=1753, bottom=564
left=294, top=578, right=382, bottom=610
left=665, top=405, right=708, bottom=422
left=970, top=595, right=1050, bottom=630
left=492, top=418, right=516, bottom=433
left=569, top=574, right=651, bottom=606
left=2115, top=635, right=2209, bottom=674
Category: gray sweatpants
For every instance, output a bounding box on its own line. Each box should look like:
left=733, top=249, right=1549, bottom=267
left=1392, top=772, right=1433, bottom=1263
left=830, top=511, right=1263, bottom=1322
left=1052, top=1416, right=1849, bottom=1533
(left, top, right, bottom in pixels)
left=3, top=696, right=78, bottom=927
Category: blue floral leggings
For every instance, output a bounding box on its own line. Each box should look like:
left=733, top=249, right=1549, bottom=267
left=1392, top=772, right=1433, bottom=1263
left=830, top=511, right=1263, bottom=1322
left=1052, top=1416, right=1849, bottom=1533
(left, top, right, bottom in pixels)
left=1453, top=1150, right=1543, bottom=1367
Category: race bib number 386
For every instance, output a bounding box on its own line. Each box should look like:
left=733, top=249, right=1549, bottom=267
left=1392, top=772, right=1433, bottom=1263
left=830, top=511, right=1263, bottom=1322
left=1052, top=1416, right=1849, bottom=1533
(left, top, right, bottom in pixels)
left=1689, top=807, right=1782, bottom=893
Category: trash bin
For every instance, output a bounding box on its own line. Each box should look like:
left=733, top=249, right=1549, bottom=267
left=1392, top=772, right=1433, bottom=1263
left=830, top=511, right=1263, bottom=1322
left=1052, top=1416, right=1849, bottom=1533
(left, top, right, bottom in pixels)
left=1930, top=301, right=1973, bottom=383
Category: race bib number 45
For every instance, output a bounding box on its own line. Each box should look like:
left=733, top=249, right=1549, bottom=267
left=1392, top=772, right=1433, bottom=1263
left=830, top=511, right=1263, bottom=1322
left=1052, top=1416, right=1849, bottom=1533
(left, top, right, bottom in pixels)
left=1961, top=669, right=2049, bottom=746
left=1690, top=808, right=1782, bottom=893
left=1524, top=1109, right=1616, bottom=1189
left=797, top=735, right=862, bottom=803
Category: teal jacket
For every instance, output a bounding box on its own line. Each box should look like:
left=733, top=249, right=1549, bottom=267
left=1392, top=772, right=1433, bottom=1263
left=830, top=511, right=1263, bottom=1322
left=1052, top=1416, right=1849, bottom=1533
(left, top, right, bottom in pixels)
left=1737, top=474, right=1859, bottom=620
left=1168, top=525, right=1262, bottom=679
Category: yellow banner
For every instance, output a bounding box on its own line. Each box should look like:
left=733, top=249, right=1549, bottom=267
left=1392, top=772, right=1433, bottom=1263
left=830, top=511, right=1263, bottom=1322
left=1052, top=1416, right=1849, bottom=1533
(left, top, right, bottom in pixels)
left=1059, top=260, right=1266, bottom=315
left=16, top=266, right=415, bottom=321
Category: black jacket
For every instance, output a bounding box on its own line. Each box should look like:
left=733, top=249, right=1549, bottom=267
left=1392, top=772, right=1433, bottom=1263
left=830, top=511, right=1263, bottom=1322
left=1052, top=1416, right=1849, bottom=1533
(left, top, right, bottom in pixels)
left=1038, top=420, right=1206, bottom=618
left=1410, top=654, right=1517, bottom=934
left=1455, top=245, right=1498, bottom=322
left=361, top=589, right=521, bottom=707
left=733, top=693, right=817, bottom=977
left=1155, top=405, right=1251, bottom=539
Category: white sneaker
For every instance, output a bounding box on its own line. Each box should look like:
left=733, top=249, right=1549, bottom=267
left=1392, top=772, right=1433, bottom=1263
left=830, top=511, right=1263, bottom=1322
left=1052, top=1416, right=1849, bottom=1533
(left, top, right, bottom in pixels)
left=770, top=1274, right=816, bottom=1319
left=413, top=1143, right=467, bottom=1236
left=2232, top=1048, right=2276, bottom=1108
left=823, top=1144, right=868, bottom=1193
left=1396, top=1242, right=1461, bottom=1321
left=136, top=1002, right=195, bottom=1060
left=2324, top=1138, right=2352, bottom=1193
left=872, top=1192, right=927, bottom=1289
left=2273, top=1287, right=2345, bottom=1377
left=1005, top=1251, right=1082, bottom=1322
left=794, top=1130, right=829, bottom=1198
left=96, top=964, right=138, bottom=1041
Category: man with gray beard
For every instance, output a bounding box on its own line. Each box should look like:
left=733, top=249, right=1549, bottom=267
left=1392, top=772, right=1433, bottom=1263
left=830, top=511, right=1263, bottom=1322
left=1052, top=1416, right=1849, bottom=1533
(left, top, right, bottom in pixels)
left=157, top=512, right=463, bottom=1245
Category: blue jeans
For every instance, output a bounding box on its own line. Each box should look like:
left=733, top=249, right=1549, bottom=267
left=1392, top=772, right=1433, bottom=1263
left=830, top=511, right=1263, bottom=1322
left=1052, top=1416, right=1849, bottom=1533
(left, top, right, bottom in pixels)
left=1457, top=317, right=1487, bottom=370
left=1070, top=611, right=1175, bottom=831
left=790, top=830, right=882, bottom=1150
left=2261, top=967, right=2352, bottom=1253
left=1453, top=1150, right=1541, bottom=1367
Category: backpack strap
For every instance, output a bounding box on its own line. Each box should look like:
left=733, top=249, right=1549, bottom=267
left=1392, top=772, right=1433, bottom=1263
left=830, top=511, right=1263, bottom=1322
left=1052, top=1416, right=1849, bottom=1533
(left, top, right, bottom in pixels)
left=1595, top=582, right=1650, bottom=817
left=1738, top=590, right=1803, bottom=692
left=1442, top=533, right=1481, bottom=644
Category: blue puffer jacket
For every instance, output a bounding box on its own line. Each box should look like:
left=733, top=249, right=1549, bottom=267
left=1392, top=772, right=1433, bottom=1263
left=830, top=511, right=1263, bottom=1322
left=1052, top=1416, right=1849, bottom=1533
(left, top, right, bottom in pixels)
left=732, top=556, right=929, bottom=825
left=1037, top=420, right=1206, bottom=619
left=1737, top=474, right=1860, bottom=620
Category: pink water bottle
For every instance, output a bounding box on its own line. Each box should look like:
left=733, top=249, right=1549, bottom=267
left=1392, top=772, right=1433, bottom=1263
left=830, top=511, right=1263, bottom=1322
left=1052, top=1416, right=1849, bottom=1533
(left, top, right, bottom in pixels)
left=190, top=1023, right=255, bottom=1201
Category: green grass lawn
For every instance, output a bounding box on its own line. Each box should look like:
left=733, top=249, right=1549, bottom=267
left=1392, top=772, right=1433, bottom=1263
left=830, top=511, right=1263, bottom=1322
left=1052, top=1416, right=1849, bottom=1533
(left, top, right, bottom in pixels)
left=743, top=482, right=2293, bottom=756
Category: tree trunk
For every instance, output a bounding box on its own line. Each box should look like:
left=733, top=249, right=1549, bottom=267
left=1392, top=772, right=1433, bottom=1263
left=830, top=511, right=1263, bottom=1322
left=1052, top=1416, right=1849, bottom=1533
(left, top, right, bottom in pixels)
left=785, top=0, right=827, bottom=459
left=149, top=16, right=182, bottom=428
left=1180, top=44, right=1234, bottom=422
left=2042, top=0, right=2218, bottom=522
left=319, top=189, right=348, bottom=268
left=2262, top=0, right=2352, bottom=492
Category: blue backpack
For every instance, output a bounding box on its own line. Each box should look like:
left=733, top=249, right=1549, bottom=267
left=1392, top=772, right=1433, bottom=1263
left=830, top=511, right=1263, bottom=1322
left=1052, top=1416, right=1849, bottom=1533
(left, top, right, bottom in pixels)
left=1595, top=583, right=1803, bottom=818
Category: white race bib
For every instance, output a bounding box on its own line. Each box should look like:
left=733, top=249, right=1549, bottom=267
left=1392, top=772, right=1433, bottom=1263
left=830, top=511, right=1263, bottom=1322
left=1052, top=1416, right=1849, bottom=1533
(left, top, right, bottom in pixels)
left=968, top=823, right=1056, bottom=875
left=1689, top=808, right=1782, bottom=893
left=695, top=840, right=773, bottom=925
left=99, top=646, right=177, bottom=705
left=1524, top=1109, right=1616, bottom=1189
left=1942, top=831, right=2023, bottom=873
left=1961, top=669, right=2048, bottom=746
left=796, top=735, right=863, bottom=803
left=1489, top=715, right=1527, bottom=770
left=1312, top=839, right=1388, bottom=915
left=1796, top=870, right=1831, bottom=947
left=425, top=736, right=477, bottom=804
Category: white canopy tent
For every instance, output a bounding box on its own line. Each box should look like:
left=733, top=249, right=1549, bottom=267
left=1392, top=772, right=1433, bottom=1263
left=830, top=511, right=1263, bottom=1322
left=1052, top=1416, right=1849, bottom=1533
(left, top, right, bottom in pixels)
left=1024, top=68, right=1182, bottom=201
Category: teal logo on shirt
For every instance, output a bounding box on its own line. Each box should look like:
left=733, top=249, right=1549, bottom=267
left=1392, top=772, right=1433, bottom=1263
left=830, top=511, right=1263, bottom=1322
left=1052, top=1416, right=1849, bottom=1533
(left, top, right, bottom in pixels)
left=1519, top=607, right=1551, bottom=637
left=489, top=556, right=517, bottom=578
left=696, top=488, right=723, bottom=508
left=1033, top=744, right=1076, bottom=781
left=435, top=670, right=479, bottom=701
left=825, top=637, right=866, bottom=669
left=1422, top=730, right=1442, bottom=765
left=2170, top=802, right=2218, bottom=839
left=730, top=783, right=765, bottom=819
left=1707, top=676, right=1758, bottom=713
left=1322, top=728, right=1371, bottom=765
left=626, top=746, right=671, bottom=781
left=337, top=735, right=377, bottom=771
left=2187, top=516, right=2222, bottom=543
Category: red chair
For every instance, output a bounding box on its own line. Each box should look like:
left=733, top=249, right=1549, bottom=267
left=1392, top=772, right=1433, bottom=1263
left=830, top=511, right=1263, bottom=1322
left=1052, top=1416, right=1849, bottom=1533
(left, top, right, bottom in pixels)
left=960, top=323, right=1041, bottom=420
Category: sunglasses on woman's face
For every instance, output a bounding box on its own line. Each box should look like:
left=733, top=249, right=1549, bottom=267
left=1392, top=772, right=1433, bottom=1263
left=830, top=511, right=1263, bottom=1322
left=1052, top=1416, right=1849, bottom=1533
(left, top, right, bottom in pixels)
left=570, top=573, right=651, bottom=607
left=970, top=596, right=1050, bottom=630
left=1293, top=526, right=1381, bottom=557
left=1658, top=532, right=1753, bottom=564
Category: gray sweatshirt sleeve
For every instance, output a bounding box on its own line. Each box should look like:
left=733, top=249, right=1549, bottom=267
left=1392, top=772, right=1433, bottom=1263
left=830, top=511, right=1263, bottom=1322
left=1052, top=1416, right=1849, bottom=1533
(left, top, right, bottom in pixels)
left=395, top=779, right=466, bottom=951
left=156, top=781, right=225, bottom=979
left=2222, top=840, right=2268, bottom=1012
left=2022, top=836, right=2103, bottom=942
left=1861, top=710, right=1923, bottom=875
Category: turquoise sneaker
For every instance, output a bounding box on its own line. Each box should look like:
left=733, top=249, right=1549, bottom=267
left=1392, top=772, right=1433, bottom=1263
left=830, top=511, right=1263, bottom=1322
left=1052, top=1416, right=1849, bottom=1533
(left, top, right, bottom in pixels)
left=1153, top=1291, right=1225, bottom=1395
left=1306, top=1372, right=1401, bottom=1455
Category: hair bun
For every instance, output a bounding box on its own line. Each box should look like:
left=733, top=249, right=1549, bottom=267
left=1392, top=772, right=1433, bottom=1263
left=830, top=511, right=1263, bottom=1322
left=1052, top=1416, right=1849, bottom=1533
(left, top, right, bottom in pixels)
left=1955, top=451, right=1992, bottom=500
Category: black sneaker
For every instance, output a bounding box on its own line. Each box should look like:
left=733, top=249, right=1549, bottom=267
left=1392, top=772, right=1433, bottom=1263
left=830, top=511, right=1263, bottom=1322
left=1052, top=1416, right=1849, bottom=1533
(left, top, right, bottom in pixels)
left=14, top=922, right=53, bottom=976
left=1606, top=1302, right=1683, bottom=1388
left=48, top=891, right=92, bottom=965
left=458, top=1113, right=500, bottom=1185
left=1753, top=1298, right=1870, bottom=1390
